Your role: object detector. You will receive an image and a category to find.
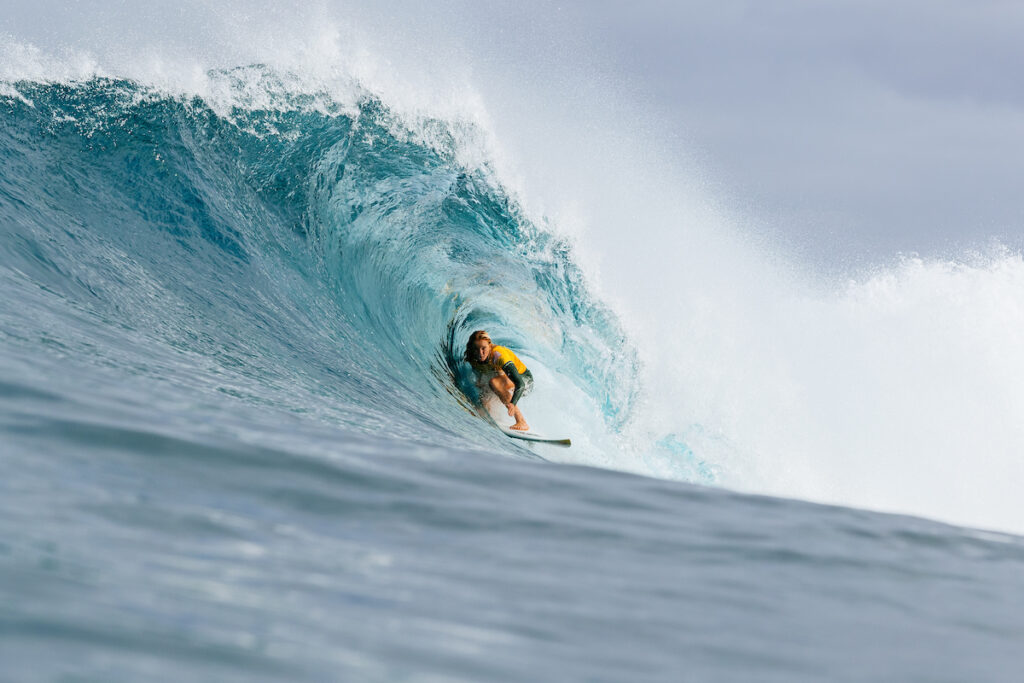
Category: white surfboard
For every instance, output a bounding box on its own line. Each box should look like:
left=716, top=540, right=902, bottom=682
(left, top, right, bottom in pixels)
left=502, top=428, right=571, bottom=447
left=477, top=401, right=571, bottom=446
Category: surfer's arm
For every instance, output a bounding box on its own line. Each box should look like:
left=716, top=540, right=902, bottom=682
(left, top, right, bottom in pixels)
left=502, top=362, right=526, bottom=405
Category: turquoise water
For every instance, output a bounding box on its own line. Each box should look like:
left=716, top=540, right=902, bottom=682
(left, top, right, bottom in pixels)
left=2, top=75, right=1024, bottom=682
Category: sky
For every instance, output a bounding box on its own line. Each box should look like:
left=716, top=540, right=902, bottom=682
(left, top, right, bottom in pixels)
left=4, top=0, right=1024, bottom=266
left=573, top=1, right=1024, bottom=263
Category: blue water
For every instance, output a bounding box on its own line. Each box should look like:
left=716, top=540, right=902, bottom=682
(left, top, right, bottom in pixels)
left=2, top=74, right=1024, bottom=682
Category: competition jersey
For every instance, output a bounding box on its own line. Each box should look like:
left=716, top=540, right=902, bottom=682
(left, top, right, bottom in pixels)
left=489, top=345, right=527, bottom=374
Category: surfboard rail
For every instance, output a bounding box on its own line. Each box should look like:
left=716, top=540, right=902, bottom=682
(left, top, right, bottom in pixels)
left=475, top=399, right=571, bottom=446
left=503, top=429, right=571, bottom=446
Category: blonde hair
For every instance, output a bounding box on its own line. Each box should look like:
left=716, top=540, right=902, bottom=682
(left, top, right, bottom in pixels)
left=464, top=330, right=491, bottom=363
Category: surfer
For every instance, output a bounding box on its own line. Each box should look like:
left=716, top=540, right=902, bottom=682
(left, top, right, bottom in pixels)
left=464, top=330, right=533, bottom=431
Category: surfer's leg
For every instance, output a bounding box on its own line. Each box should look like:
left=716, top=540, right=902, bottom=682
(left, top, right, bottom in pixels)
left=508, top=404, right=529, bottom=431
left=489, top=375, right=514, bottom=404
left=489, top=376, right=528, bottom=430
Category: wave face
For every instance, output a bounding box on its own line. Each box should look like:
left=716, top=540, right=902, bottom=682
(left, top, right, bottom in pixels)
left=0, top=73, right=636, bottom=454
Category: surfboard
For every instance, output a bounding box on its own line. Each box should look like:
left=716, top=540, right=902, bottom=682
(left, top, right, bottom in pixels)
left=502, top=428, right=571, bottom=447
left=476, top=397, right=571, bottom=446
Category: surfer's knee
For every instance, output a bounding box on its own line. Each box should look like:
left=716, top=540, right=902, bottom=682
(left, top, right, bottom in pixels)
left=489, top=375, right=512, bottom=399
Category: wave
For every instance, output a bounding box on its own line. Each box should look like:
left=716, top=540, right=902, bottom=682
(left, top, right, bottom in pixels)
left=4, top=49, right=1024, bottom=535
left=0, top=70, right=638, bottom=461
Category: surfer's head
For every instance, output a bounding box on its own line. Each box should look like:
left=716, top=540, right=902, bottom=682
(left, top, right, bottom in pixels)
left=465, top=330, right=493, bottom=363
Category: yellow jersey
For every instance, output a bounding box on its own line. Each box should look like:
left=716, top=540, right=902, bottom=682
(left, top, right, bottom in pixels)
left=489, top=345, right=527, bottom=374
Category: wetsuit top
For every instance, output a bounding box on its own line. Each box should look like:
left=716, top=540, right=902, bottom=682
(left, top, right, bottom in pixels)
left=489, top=345, right=527, bottom=375
left=492, top=346, right=531, bottom=406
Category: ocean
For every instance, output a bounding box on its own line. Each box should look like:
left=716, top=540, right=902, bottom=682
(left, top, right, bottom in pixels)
left=2, top=60, right=1024, bottom=681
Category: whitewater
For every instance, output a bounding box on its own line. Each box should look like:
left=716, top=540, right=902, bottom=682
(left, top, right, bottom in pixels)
left=3, top=7, right=1024, bottom=682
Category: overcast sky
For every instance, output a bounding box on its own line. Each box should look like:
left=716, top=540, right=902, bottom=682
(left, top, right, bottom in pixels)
left=5, top=0, right=1024, bottom=264
left=563, top=1, right=1024, bottom=261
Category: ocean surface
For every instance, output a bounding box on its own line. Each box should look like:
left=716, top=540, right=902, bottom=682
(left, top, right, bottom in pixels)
left=3, top=72, right=1024, bottom=682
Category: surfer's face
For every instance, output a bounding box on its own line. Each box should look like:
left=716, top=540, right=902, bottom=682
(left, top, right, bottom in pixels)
left=473, top=340, right=491, bottom=362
